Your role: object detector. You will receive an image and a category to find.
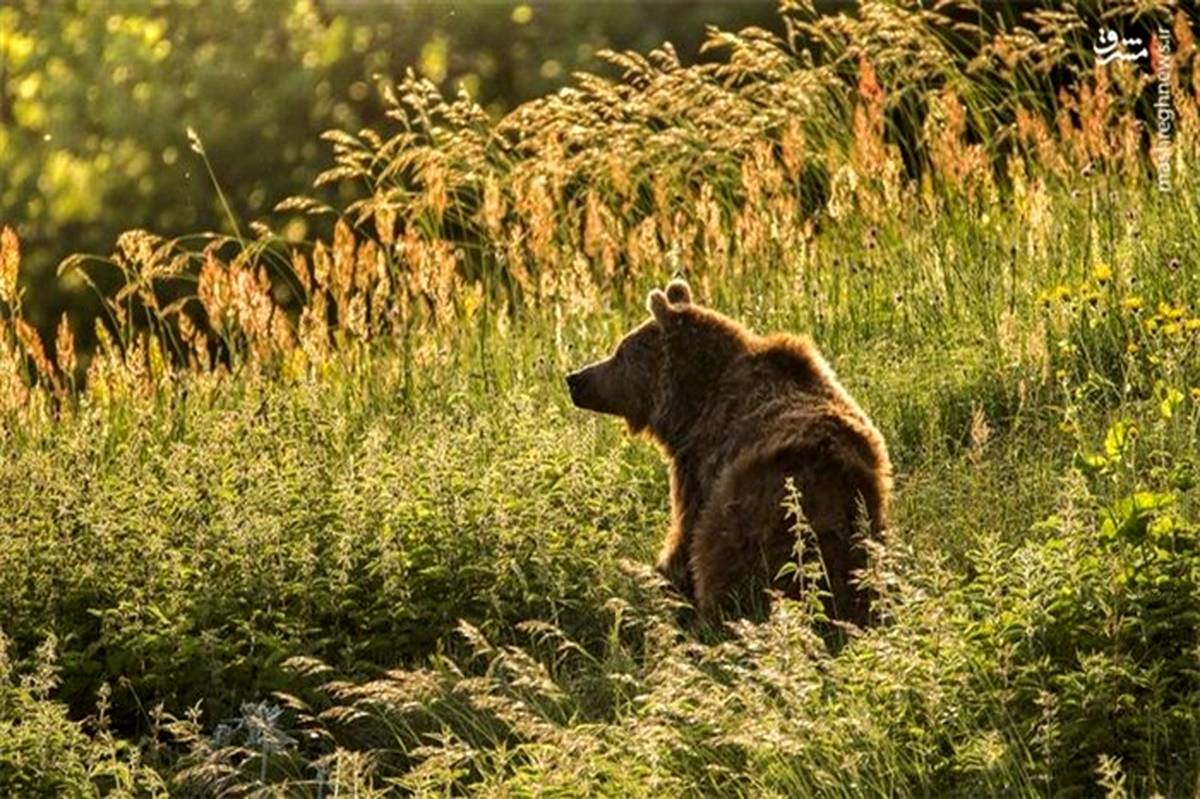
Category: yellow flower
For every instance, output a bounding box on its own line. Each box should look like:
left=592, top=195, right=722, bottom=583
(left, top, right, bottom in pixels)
left=1037, top=286, right=1070, bottom=309
left=1121, top=295, right=1144, bottom=312
left=1162, top=321, right=1180, bottom=337
left=1185, top=318, right=1200, bottom=332
left=1192, top=388, right=1200, bottom=402
left=1144, top=317, right=1159, bottom=332
left=1158, top=301, right=1185, bottom=321
left=1126, top=342, right=1139, bottom=354
left=1091, top=262, right=1113, bottom=286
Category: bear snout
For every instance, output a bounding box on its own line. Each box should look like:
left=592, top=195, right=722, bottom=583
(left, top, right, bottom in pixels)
left=567, top=363, right=616, bottom=413
left=565, top=368, right=593, bottom=409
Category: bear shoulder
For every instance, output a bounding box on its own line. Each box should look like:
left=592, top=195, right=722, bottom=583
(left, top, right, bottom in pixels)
left=753, top=333, right=836, bottom=394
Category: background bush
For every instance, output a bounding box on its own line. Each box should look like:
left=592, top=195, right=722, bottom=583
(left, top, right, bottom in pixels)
left=0, top=0, right=780, bottom=344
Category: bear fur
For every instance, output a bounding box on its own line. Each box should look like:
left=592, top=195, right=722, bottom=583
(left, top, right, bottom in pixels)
left=566, top=279, right=892, bottom=626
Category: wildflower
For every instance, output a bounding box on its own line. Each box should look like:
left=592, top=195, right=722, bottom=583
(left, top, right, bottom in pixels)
left=1162, top=321, right=1180, bottom=337
left=1185, top=318, right=1200, bottom=331
left=1091, top=262, right=1112, bottom=286
left=1167, top=257, right=1181, bottom=271
left=1158, top=301, right=1185, bottom=321
left=1144, top=317, right=1159, bottom=332
left=1039, top=285, right=1072, bottom=309
left=1192, top=388, right=1200, bottom=402
left=1121, top=296, right=1144, bottom=312
left=1126, top=342, right=1139, bottom=354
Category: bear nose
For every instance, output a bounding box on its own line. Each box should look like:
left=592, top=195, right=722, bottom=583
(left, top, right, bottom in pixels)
left=565, top=371, right=584, bottom=402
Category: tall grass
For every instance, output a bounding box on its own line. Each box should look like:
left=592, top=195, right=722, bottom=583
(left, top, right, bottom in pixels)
left=1, top=1, right=1199, bottom=795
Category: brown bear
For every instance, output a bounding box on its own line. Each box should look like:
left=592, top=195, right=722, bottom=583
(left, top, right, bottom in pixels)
left=566, top=279, right=892, bottom=626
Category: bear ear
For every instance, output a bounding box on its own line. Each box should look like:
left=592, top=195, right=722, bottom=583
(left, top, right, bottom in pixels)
left=647, top=289, right=673, bottom=326
left=665, top=278, right=692, bottom=305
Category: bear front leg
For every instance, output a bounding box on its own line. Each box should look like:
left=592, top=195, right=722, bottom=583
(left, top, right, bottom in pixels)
left=656, top=534, right=694, bottom=600
left=687, top=463, right=790, bottom=616
left=688, top=527, right=752, bottom=614
left=815, top=535, right=871, bottom=628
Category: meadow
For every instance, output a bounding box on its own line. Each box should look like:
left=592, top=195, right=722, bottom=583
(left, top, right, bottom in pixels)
left=1, top=2, right=1199, bottom=795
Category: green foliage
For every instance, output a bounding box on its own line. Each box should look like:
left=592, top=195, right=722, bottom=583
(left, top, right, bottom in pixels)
left=0, top=633, right=167, bottom=797
left=167, top=416, right=1200, bottom=797
left=166, top=447, right=1200, bottom=796
left=1, top=0, right=354, bottom=329
left=0, top=0, right=779, bottom=339
left=0, top=357, right=665, bottom=728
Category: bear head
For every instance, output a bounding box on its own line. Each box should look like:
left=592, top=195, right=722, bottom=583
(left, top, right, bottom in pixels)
left=565, top=278, right=747, bottom=443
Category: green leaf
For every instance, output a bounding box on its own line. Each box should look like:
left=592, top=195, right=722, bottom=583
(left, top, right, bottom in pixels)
left=1074, top=451, right=1109, bottom=473
left=1104, top=491, right=1176, bottom=543
left=1168, top=461, right=1197, bottom=492
left=1159, top=386, right=1184, bottom=420
left=1103, top=421, right=1129, bottom=462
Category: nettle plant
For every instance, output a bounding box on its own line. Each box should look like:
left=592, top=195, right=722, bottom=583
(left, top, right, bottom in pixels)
left=946, top=408, right=1200, bottom=794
